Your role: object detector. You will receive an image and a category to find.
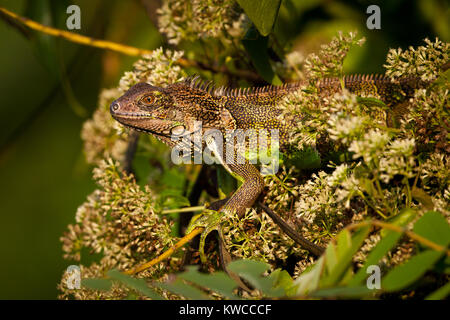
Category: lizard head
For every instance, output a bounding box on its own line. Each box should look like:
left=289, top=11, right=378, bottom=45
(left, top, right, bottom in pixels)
left=110, top=82, right=188, bottom=139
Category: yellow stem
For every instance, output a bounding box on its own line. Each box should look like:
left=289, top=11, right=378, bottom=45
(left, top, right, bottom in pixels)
left=0, top=6, right=152, bottom=56
left=346, top=220, right=450, bottom=256
left=161, top=206, right=205, bottom=215
left=0, top=6, right=259, bottom=80
left=124, top=227, right=204, bottom=275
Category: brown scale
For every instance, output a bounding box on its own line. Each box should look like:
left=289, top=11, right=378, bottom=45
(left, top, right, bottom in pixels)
left=174, top=74, right=431, bottom=149
left=111, top=74, right=434, bottom=225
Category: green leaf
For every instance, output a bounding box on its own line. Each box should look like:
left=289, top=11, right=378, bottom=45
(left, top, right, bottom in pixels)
left=157, top=278, right=211, bottom=300
left=242, top=26, right=282, bottom=85
left=227, top=259, right=284, bottom=297
left=159, top=189, right=190, bottom=209
left=81, top=278, right=112, bottom=291
left=349, top=231, right=403, bottom=286
left=349, top=209, right=416, bottom=286
left=293, top=256, right=325, bottom=296
left=411, top=187, right=435, bottom=210
left=381, top=208, right=416, bottom=237
left=107, top=269, right=163, bottom=300
left=321, top=226, right=371, bottom=287
left=357, top=97, right=388, bottom=110
left=272, top=269, right=296, bottom=297
left=286, top=147, right=321, bottom=170
left=434, top=256, right=450, bottom=274
left=178, top=266, right=239, bottom=299
left=413, top=211, right=450, bottom=247
left=311, top=286, right=373, bottom=298
left=237, top=0, right=282, bottom=36
left=360, top=178, right=376, bottom=197
left=382, top=250, right=444, bottom=292
left=161, top=168, right=186, bottom=189
left=425, top=281, right=450, bottom=300
left=325, top=243, right=338, bottom=275
left=216, top=166, right=237, bottom=197
left=227, top=259, right=270, bottom=277
left=336, top=229, right=352, bottom=259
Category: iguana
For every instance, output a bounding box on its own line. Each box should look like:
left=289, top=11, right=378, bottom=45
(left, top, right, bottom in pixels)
left=110, top=74, right=432, bottom=260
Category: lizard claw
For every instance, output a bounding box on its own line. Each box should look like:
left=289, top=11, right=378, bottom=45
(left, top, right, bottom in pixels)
left=186, top=209, right=224, bottom=264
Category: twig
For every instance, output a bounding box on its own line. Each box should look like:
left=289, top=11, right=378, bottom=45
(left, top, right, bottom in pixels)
left=185, top=60, right=262, bottom=83
left=161, top=206, right=205, bottom=214
left=0, top=6, right=30, bottom=38
left=346, top=220, right=450, bottom=256
left=0, top=6, right=262, bottom=82
left=180, top=165, right=208, bottom=236
left=0, top=6, right=152, bottom=56
left=123, top=131, right=140, bottom=175
left=124, top=227, right=204, bottom=275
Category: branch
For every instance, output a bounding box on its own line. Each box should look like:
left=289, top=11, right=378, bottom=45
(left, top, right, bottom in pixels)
left=0, top=6, right=152, bottom=56
left=161, top=206, right=205, bottom=214
left=346, top=220, right=450, bottom=256
left=124, top=227, right=204, bottom=275
left=123, top=131, right=140, bottom=175
left=0, top=6, right=262, bottom=82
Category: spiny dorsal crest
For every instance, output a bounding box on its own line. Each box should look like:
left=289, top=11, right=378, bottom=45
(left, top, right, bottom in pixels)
left=182, top=73, right=424, bottom=98
left=316, top=74, right=392, bottom=86
left=183, top=75, right=303, bottom=98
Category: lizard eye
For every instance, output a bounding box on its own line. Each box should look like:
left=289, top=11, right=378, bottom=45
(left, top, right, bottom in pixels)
left=141, top=94, right=155, bottom=106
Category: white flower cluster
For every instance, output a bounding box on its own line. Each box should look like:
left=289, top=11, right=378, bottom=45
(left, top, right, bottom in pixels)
left=349, top=129, right=390, bottom=164
left=421, top=153, right=449, bottom=190
left=384, top=38, right=450, bottom=81
left=379, top=138, right=416, bottom=183
left=223, top=208, right=297, bottom=263
left=157, top=0, right=245, bottom=45
left=81, top=88, right=128, bottom=165
left=62, top=159, right=175, bottom=269
left=327, top=114, right=367, bottom=144
left=304, top=31, right=365, bottom=78
left=119, top=47, right=185, bottom=91
left=264, top=166, right=299, bottom=211
left=295, top=171, right=340, bottom=224
left=274, top=50, right=305, bottom=80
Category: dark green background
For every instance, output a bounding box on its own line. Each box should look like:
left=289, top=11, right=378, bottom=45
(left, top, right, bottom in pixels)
left=0, top=0, right=447, bottom=299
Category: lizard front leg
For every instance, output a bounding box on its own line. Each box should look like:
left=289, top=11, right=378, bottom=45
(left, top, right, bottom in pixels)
left=186, top=162, right=265, bottom=263
left=220, top=162, right=265, bottom=217
left=205, top=133, right=266, bottom=217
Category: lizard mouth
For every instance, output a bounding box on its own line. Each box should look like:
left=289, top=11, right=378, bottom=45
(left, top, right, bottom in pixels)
left=110, top=106, right=202, bottom=146
left=110, top=112, right=172, bottom=137
left=110, top=111, right=154, bottom=120
left=120, top=123, right=171, bottom=137
left=111, top=112, right=194, bottom=139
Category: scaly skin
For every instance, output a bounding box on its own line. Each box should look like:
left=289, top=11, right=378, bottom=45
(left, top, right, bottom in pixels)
left=110, top=74, right=431, bottom=258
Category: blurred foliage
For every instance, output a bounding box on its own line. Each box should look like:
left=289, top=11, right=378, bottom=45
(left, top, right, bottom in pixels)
left=81, top=210, right=450, bottom=300
left=0, top=0, right=448, bottom=299
left=0, top=0, right=161, bottom=299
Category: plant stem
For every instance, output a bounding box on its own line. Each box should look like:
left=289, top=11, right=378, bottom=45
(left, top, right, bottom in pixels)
left=346, top=220, right=450, bottom=256
left=161, top=206, right=205, bottom=214
left=124, top=227, right=204, bottom=275
left=0, top=6, right=261, bottom=82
